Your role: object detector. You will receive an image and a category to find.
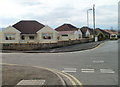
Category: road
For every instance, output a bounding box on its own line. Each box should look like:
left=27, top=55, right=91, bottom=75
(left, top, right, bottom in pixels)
left=2, top=40, right=118, bottom=85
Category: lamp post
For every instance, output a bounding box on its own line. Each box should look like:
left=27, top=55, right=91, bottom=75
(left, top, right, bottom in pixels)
left=87, top=9, right=92, bottom=27
left=93, top=4, right=96, bottom=41
left=86, top=4, right=96, bottom=41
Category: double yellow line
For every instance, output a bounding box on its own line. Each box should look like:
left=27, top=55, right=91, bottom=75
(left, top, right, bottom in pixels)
left=31, top=65, right=83, bottom=87
left=58, top=71, right=83, bottom=87
left=1, top=63, right=83, bottom=87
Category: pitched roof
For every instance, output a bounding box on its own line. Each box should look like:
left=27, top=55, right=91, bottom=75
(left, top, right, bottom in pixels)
left=55, top=24, right=78, bottom=31
left=95, top=28, right=110, bottom=35
left=89, top=28, right=93, bottom=35
left=58, top=31, right=75, bottom=34
left=104, top=30, right=118, bottom=35
left=12, top=20, right=45, bottom=34
left=80, top=27, right=93, bottom=35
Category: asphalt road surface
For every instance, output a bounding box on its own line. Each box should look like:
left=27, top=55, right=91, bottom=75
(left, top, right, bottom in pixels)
left=2, top=40, right=119, bottom=86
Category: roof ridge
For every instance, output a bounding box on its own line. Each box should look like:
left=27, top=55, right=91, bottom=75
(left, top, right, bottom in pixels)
left=67, top=24, right=77, bottom=28
left=12, top=20, right=45, bottom=34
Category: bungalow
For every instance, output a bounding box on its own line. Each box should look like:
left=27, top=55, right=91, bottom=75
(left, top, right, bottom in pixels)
left=80, top=27, right=93, bottom=39
left=0, top=30, right=2, bottom=43
left=55, top=24, right=82, bottom=41
left=1, top=20, right=58, bottom=43
left=1, top=26, right=21, bottom=43
left=104, top=29, right=118, bottom=40
left=95, top=28, right=110, bottom=41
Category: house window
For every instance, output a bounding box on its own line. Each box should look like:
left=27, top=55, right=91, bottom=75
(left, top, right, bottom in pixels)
left=86, top=34, right=90, bottom=38
left=42, top=33, right=53, bottom=39
left=29, top=36, right=35, bottom=40
left=79, top=34, right=81, bottom=38
left=61, top=34, right=68, bottom=37
left=4, top=34, right=16, bottom=40
left=21, top=35, right=25, bottom=40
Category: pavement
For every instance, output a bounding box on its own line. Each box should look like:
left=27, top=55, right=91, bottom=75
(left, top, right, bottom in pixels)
left=2, top=41, right=103, bottom=53
left=2, top=64, right=83, bottom=87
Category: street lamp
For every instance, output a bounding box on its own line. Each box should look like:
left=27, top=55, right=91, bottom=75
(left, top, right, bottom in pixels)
left=86, top=4, right=96, bottom=41
left=93, top=4, right=96, bottom=41
left=87, top=8, right=92, bottom=27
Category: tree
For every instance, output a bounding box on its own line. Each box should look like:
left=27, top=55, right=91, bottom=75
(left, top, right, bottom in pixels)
left=97, top=32, right=105, bottom=41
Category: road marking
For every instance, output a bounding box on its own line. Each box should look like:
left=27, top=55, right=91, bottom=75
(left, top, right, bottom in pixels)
left=35, top=67, right=81, bottom=87
left=33, top=66, right=66, bottom=86
left=57, top=72, right=77, bottom=86
left=16, top=80, right=45, bottom=85
left=2, top=63, right=65, bottom=86
left=62, top=72, right=83, bottom=87
left=2, top=63, right=83, bottom=87
left=81, top=68, right=95, bottom=73
left=62, top=68, right=77, bottom=73
left=100, top=69, right=115, bottom=73
left=93, top=60, right=104, bottom=63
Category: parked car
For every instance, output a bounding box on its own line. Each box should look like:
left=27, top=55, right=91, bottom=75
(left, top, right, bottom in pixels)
left=110, top=34, right=118, bottom=40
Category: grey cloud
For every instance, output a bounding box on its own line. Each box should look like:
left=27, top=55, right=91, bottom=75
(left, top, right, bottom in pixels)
left=20, top=2, right=41, bottom=6
left=0, top=17, right=19, bottom=27
left=93, top=5, right=118, bottom=29
left=5, top=5, right=89, bottom=28
left=0, top=1, right=118, bottom=30
left=11, top=0, right=41, bottom=6
left=96, top=5, right=117, bottom=15
left=50, top=6, right=75, bottom=18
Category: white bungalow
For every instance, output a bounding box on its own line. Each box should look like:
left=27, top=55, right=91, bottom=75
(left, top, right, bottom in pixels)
left=1, top=20, right=59, bottom=43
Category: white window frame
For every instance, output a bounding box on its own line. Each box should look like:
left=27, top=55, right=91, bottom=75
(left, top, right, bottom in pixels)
left=4, top=33, right=16, bottom=41
left=42, top=33, right=53, bottom=40
left=29, top=36, right=35, bottom=40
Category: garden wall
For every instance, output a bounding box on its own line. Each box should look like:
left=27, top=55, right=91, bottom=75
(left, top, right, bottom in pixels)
left=1, top=38, right=93, bottom=51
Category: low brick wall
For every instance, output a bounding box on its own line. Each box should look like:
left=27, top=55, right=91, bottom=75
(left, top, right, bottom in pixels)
left=2, top=38, right=93, bottom=51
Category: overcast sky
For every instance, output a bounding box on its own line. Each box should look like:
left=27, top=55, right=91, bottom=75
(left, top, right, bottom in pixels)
left=0, top=0, right=119, bottom=30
